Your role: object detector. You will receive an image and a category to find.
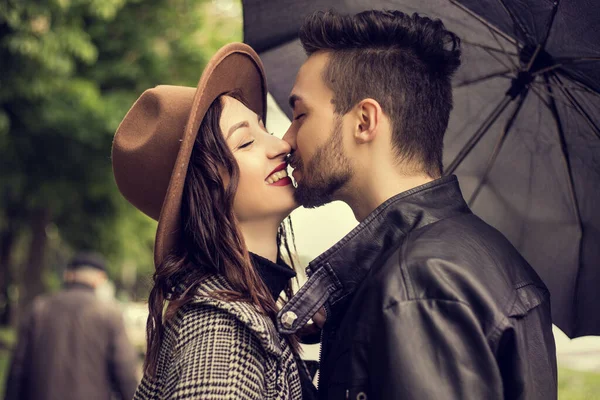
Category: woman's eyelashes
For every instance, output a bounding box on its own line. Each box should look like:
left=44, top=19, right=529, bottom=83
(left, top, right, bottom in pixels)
left=294, top=113, right=305, bottom=121
left=233, top=124, right=271, bottom=150
left=238, top=140, right=255, bottom=149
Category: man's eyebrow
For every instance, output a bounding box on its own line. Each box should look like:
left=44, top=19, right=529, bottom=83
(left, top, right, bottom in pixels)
left=288, top=94, right=302, bottom=110
left=227, top=121, right=249, bottom=139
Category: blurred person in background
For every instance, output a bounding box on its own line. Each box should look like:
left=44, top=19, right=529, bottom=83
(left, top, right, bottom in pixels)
left=112, top=43, right=316, bottom=400
left=4, top=251, right=139, bottom=400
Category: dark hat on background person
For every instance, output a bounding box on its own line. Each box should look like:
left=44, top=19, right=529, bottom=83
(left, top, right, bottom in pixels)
left=67, top=252, right=107, bottom=272
left=112, top=42, right=267, bottom=269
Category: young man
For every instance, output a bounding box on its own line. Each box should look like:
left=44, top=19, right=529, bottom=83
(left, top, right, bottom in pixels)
left=277, top=10, right=557, bottom=400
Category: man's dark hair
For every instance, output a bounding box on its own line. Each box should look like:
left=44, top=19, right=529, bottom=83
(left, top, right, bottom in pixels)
left=299, top=10, right=461, bottom=177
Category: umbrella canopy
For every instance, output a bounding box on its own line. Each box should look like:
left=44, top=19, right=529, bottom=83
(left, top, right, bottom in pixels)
left=243, top=0, right=600, bottom=338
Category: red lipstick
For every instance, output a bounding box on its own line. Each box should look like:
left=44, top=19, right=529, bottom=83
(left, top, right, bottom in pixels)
left=266, top=162, right=288, bottom=178
left=271, top=177, right=292, bottom=186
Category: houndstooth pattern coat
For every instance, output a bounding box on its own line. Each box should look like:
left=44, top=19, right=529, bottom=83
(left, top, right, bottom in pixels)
left=134, top=274, right=304, bottom=400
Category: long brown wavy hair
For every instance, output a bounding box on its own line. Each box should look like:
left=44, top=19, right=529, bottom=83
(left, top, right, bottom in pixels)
left=144, top=91, right=298, bottom=377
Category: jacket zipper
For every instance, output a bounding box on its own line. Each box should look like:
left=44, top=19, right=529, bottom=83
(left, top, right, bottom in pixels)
left=306, top=262, right=332, bottom=396
left=317, top=301, right=330, bottom=395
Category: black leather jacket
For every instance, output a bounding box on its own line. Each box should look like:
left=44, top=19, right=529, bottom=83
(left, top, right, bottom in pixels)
left=278, top=176, right=557, bottom=399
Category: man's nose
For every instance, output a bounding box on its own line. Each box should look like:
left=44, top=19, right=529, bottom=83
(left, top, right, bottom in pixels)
left=282, top=126, right=296, bottom=150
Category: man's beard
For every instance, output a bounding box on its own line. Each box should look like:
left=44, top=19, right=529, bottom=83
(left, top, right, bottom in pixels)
left=290, top=117, right=353, bottom=208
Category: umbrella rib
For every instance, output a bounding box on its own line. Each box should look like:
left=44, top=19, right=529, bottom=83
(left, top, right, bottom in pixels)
left=468, top=90, right=530, bottom=207
left=454, top=69, right=514, bottom=88
left=552, top=74, right=600, bottom=140
left=449, top=1, right=519, bottom=47
left=540, top=0, right=560, bottom=49
left=534, top=80, right=600, bottom=100
left=530, top=82, right=578, bottom=111
left=445, top=95, right=514, bottom=176
left=543, top=74, right=582, bottom=227
left=487, top=26, right=520, bottom=69
left=544, top=73, right=584, bottom=335
left=561, top=74, right=600, bottom=97
left=525, top=45, right=544, bottom=73
left=529, top=86, right=552, bottom=109
left=462, top=40, right=518, bottom=57
left=496, top=0, right=535, bottom=44
left=481, top=45, right=517, bottom=71
left=556, top=56, right=600, bottom=63
left=533, top=57, right=600, bottom=76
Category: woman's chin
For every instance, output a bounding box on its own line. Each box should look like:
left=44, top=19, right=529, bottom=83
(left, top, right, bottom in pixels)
left=253, top=196, right=298, bottom=224
left=271, top=183, right=299, bottom=214
left=279, top=196, right=300, bottom=219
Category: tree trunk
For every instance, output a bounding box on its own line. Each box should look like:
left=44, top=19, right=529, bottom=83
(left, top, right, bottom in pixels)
left=21, top=207, right=51, bottom=308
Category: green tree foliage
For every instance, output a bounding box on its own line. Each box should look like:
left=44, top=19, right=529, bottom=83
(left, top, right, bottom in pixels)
left=0, top=0, right=242, bottom=313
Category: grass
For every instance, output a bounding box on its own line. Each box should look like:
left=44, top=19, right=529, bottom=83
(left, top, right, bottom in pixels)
left=558, top=367, right=600, bottom=400
left=0, top=327, right=15, bottom=348
left=0, top=349, right=9, bottom=397
left=0, top=326, right=14, bottom=397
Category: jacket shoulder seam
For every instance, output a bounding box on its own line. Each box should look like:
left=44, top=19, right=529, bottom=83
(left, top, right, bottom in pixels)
left=383, top=298, right=504, bottom=341
left=383, top=297, right=472, bottom=311
left=399, top=232, right=415, bottom=299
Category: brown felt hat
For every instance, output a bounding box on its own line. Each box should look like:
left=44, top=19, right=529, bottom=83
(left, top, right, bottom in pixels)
left=112, top=43, right=267, bottom=268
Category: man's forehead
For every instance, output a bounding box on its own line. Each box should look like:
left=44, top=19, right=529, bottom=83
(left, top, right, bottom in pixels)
left=297, top=51, right=329, bottom=81
left=290, top=52, right=331, bottom=108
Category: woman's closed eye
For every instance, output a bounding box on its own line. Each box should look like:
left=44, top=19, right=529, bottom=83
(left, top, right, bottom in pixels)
left=294, top=113, right=305, bottom=121
left=238, top=140, right=255, bottom=149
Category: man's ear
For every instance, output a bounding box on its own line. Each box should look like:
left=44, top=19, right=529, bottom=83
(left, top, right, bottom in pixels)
left=353, top=99, right=382, bottom=144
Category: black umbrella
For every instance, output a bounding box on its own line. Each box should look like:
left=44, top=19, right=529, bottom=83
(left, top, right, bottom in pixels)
left=243, top=0, right=600, bottom=338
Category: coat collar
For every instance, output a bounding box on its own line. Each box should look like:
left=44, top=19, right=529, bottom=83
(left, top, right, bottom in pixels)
left=277, top=175, right=472, bottom=334
left=251, top=252, right=296, bottom=301
left=191, top=274, right=283, bottom=357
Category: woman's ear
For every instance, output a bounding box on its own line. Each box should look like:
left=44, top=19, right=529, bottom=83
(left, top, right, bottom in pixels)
left=353, top=99, right=382, bottom=144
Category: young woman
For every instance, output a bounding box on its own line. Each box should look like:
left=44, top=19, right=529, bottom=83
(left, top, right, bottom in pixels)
left=112, top=43, right=316, bottom=400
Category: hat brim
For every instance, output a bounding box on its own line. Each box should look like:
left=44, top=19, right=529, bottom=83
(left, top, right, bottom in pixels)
left=154, top=43, right=267, bottom=267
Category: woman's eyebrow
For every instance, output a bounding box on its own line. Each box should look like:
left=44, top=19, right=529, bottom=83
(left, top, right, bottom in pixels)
left=227, top=121, right=249, bottom=139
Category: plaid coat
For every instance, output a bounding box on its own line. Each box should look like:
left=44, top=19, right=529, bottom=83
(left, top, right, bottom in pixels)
left=134, top=274, right=303, bottom=400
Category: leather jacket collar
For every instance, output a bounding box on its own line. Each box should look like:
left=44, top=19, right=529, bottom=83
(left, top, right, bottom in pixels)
left=277, top=175, right=471, bottom=333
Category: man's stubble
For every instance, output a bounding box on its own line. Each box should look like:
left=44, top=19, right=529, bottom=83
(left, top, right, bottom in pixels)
left=291, top=117, right=353, bottom=208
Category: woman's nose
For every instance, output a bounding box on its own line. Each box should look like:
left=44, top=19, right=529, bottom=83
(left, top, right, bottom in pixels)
left=267, top=135, right=292, bottom=158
